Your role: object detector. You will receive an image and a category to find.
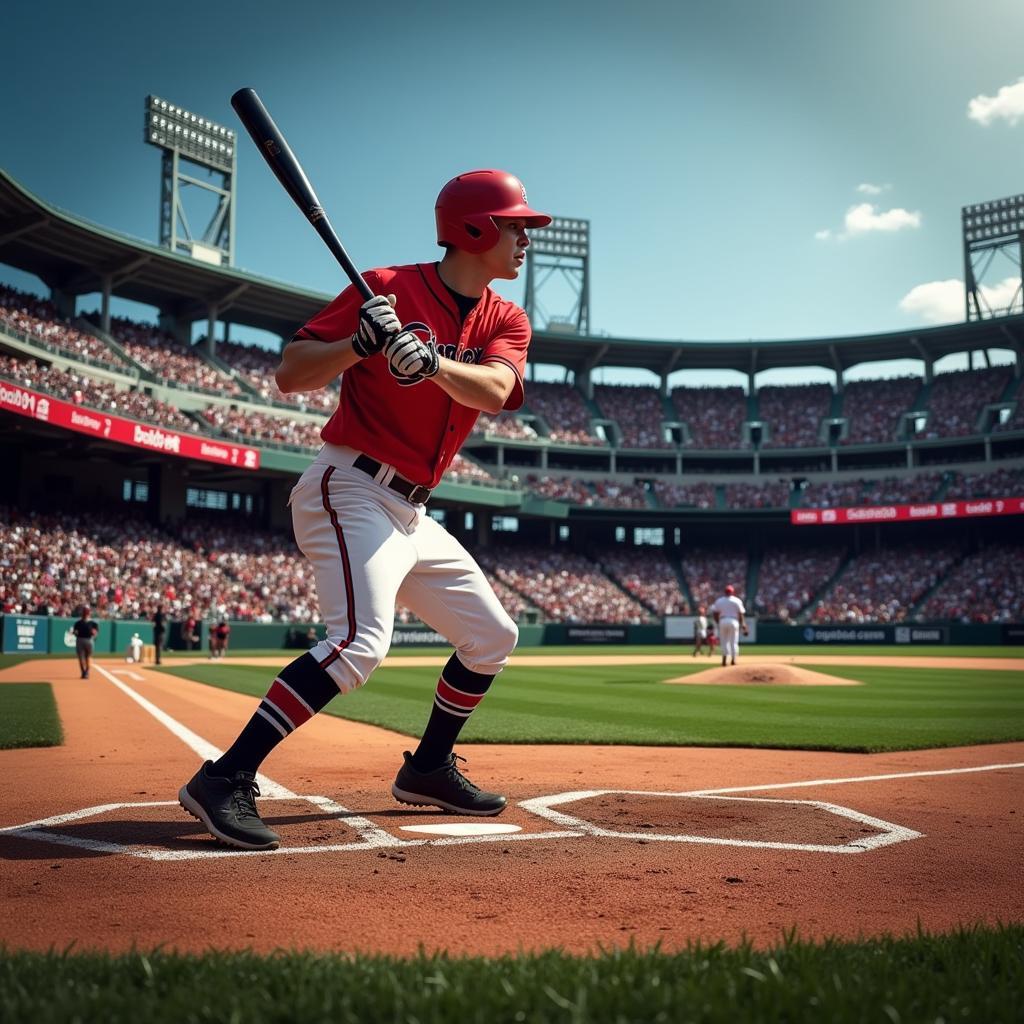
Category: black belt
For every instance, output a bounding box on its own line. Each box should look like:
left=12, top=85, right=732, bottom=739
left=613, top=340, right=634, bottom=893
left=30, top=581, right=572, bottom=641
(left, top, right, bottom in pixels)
left=353, top=453, right=432, bottom=504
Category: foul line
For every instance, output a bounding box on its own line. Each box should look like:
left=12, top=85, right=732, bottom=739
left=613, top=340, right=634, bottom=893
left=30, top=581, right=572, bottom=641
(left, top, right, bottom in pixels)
left=682, top=761, right=1024, bottom=796
left=92, top=663, right=297, bottom=800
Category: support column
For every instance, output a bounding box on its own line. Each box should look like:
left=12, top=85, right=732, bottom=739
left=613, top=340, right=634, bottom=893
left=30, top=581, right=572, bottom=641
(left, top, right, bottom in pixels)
left=205, top=305, right=219, bottom=354
left=100, top=275, right=112, bottom=334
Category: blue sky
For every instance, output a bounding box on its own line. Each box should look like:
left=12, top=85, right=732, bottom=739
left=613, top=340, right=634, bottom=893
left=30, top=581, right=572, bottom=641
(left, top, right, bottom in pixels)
left=2, top=0, right=1023, bottom=386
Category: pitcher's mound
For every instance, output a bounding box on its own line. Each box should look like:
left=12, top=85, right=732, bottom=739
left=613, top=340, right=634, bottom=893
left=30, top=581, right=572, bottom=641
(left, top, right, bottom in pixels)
left=665, top=663, right=861, bottom=687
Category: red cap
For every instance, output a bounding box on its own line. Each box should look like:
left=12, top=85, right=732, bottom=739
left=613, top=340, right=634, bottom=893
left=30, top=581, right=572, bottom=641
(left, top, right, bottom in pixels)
left=436, top=169, right=551, bottom=254
left=725, top=584, right=735, bottom=595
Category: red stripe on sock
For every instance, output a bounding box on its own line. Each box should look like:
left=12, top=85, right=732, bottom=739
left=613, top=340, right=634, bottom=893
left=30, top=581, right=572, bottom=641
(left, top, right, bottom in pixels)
left=436, top=677, right=484, bottom=711
left=267, top=679, right=312, bottom=729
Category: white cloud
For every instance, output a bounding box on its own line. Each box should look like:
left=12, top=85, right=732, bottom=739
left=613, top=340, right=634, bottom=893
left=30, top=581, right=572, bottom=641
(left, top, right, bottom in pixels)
left=814, top=228, right=832, bottom=241
left=898, top=275, right=1023, bottom=324
left=856, top=183, right=889, bottom=195
left=968, top=76, right=1024, bottom=126
left=844, top=203, right=921, bottom=235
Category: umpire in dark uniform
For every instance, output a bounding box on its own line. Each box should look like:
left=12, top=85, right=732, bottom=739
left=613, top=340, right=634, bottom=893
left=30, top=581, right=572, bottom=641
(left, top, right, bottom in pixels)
left=72, top=606, right=99, bottom=679
left=152, top=605, right=167, bottom=665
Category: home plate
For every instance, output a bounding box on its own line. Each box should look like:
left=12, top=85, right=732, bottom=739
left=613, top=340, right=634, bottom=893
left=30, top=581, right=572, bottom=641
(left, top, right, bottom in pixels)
left=399, top=823, right=523, bottom=837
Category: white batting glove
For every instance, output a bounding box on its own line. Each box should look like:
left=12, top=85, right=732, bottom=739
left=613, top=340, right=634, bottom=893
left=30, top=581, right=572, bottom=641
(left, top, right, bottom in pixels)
left=353, top=294, right=400, bottom=358
left=385, top=331, right=439, bottom=382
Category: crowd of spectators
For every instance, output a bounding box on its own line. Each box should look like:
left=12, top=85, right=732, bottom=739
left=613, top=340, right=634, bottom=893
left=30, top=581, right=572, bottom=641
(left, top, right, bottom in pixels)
left=445, top=454, right=496, bottom=485
left=839, top=377, right=920, bottom=445
left=680, top=550, right=748, bottom=612
left=523, top=475, right=595, bottom=504
left=108, top=317, right=243, bottom=396
left=199, top=406, right=323, bottom=449
left=806, top=544, right=960, bottom=623
left=798, top=479, right=865, bottom=508
left=755, top=546, right=846, bottom=620
left=598, top=549, right=688, bottom=615
left=593, top=384, right=673, bottom=449
left=945, top=466, right=1024, bottom=499
left=476, top=545, right=654, bottom=624
left=0, top=352, right=198, bottom=433
left=919, top=544, right=1024, bottom=623
left=472, top=412, right=539, bottom=440
left=653, top=480, right=716, bottom=509
left=859, top=473, right=944, bottom=504
left=590, top=479, right=649, bottom=509
left=524, top=382, right=605, bottom=445
left=923, top=367, right=1010, bottom=439
left=1, top=286, right=125, bottom=368
left=214, top=338, right=339, bottom=413
left=757, top=384, right=832, bottom=448
left=671, top=386, right=748, bottom=449
left=723, top=480, right=791, bottom=509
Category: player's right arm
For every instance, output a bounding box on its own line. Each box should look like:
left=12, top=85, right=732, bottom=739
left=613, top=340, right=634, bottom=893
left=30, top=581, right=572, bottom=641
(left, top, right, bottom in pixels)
left=276, top=334, right=363, bottom=393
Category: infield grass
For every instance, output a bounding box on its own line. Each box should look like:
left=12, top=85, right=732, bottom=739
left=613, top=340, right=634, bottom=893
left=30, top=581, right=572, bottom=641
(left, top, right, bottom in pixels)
left=0, top=683, right=63, bottom=749
left=1, top=924, right=1020, bottom=1024
left=158, top=657, right=1024, bottom=752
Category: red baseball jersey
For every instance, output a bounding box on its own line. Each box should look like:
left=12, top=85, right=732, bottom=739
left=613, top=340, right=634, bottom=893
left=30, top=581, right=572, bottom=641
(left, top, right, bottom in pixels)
left=295, top=262, right=530, bottom=487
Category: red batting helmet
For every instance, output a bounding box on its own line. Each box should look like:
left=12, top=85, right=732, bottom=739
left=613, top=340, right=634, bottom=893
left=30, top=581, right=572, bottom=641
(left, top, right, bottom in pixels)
left=725, top=584, right=736, bottom=595
left=435, top=169, right=551, bottom=254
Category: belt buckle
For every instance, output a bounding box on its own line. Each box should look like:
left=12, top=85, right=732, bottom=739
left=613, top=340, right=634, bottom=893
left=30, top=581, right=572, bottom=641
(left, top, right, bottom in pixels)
left=407, top=484, right=431, bottom=504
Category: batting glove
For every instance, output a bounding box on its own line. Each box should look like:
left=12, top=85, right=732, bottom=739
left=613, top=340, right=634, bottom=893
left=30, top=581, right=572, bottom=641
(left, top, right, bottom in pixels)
left=353, top=294, right=401, bottom=358
left=385, top=331, right=439, bottom=381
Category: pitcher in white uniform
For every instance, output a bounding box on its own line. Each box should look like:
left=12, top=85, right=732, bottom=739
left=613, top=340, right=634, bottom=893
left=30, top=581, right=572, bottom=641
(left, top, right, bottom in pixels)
left=711, top=584, right=748, bottom=667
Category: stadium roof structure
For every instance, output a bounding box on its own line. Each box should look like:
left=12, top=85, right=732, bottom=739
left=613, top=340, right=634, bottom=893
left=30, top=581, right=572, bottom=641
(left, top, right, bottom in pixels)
left=1, top=168, right=1023, bottom=374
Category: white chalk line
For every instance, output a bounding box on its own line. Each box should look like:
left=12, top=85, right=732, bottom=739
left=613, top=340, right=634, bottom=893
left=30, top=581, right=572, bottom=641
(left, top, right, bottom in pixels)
left=682, top=761, right=1024, bottom=796
left=92, top=662, right=296, bottom=800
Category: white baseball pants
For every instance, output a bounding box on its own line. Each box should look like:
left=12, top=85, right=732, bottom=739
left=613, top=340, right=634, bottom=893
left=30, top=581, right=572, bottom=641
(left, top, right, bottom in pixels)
left=719, top=619, right=740, bottom=661
left=288, top=444, right=518, bottom=694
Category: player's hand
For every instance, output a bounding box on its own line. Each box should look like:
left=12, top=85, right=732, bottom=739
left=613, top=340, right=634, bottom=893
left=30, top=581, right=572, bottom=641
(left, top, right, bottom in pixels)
left=385, top=331, right=439, bottom=383
left=353, top=294, right=400, bottom=357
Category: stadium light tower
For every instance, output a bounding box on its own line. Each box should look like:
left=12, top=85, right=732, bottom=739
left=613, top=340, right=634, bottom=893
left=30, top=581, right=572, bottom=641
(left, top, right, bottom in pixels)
left=144, top=95, right=237, bottom=266
left=962, top=193, right=1024, bottom=321
left=524, top=217, right=590, bottom=333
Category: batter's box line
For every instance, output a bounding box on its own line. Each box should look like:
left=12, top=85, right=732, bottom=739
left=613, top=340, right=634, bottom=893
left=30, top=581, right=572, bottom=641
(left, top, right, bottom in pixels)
left=0, top=796, right=583, bottom=861
left=518, top=790, right=922, bottom=854
left=1, top=789, right=920, bottom=860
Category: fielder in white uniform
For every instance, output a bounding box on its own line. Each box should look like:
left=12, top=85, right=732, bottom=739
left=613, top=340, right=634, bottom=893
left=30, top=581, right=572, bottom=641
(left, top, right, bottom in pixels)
left=711, top=584, right=748, bottom=667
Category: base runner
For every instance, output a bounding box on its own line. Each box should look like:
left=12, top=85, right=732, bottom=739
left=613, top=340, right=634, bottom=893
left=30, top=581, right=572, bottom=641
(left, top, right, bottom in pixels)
left=179, top=170, right=550, bottom=850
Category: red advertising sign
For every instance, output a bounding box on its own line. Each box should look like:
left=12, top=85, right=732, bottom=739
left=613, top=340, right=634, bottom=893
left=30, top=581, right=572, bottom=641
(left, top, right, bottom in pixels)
left=791, top=497, right=1024, bottom=525
left=0, top=380, right=261, bottom=470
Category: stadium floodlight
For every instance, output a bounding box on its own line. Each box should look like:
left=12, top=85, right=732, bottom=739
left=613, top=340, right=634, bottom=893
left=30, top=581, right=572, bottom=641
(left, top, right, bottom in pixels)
left=144, top=94, right=237, bottom=266
left=145, top=95, right=235, bottom=173
left=962, top=192, right=1024, bottom=321
left=524, top=216, right=591, bottom=333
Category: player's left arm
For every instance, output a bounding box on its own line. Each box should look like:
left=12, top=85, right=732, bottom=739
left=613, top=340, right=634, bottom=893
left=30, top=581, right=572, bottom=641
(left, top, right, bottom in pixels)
left=429, top=360, right=516, bottom=415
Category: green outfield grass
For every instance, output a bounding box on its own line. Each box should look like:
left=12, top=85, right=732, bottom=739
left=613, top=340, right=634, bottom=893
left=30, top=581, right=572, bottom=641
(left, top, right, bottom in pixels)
left=158, top=654, right=1024, bottom=752
left=0, top=683, right=63, bottom=749
left=1, top=925, right=1020, bottom=1024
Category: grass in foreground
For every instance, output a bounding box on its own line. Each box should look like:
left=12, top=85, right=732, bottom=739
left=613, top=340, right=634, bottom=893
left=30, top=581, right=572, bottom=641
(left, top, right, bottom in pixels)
left=0, top=683, right=63, bottom=749
left=158, top=659, right=1024, bottom=752
left=1, top=924, right=1020, bottom=1024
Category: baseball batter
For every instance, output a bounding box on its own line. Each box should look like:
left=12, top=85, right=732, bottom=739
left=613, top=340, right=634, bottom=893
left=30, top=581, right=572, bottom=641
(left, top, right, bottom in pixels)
left=179, top=170, right=551, bottom=850
left=711, top=584, right=748, bottom=667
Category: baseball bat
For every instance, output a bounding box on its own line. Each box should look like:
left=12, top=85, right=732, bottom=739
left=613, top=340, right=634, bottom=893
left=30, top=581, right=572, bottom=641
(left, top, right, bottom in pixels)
left=230, top=87, right=374, bottom=302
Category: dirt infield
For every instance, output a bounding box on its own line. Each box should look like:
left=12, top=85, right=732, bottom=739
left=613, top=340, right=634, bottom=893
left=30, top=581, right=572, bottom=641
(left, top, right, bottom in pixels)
left=1, top=655, right=1022, bottom=956
left=665, top=663, right=861, bottom=685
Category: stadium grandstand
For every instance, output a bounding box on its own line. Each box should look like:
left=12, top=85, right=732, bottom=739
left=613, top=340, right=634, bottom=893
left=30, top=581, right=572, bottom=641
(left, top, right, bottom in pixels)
left=1, top=167, right=1023, bottom=648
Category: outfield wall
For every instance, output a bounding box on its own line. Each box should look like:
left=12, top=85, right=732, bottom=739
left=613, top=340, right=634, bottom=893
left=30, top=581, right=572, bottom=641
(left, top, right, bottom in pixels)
left=4, top=614, right=1019, bottom=654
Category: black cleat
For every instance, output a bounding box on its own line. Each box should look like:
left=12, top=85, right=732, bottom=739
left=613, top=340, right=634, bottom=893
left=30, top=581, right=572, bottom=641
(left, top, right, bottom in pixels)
left=178, top=761, right=280, bottom=850
left=392, top=751, right=507, bottom=817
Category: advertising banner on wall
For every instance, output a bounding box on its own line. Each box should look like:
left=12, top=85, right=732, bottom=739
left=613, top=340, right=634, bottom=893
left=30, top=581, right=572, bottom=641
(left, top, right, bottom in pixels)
left=0, top=381, right=261, bottom=470
left=791, top=497, right=1024, bottom=526
left=566, top=625, right=628, bottom=644
left=2, top=615, right=47, bottom=653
